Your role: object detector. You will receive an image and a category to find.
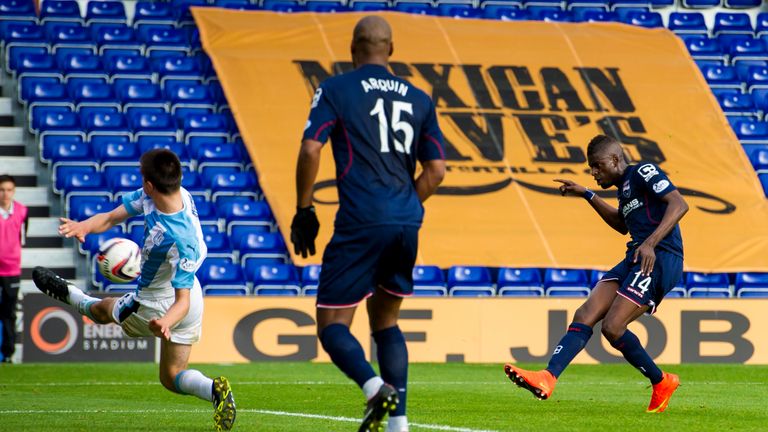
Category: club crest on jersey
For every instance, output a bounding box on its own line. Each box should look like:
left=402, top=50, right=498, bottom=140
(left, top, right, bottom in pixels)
left=622, top=180, right=631, bottom=198
left=638, top=164, right=659, bottom=182
left=653, top=179, right=670, bottom=193
left=179, top=258, right=196, bottom=272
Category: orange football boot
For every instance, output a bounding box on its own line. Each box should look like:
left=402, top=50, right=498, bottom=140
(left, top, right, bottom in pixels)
left=647, top=372, right=680, bottom=413
left=504, top=364, right=557, bottom=400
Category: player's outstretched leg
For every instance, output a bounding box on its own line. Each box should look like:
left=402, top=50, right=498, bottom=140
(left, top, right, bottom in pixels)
left=212, top=376, right=236, bottom=431
left=32, top=266, right=74, bottom=303
left=504, top=364, right=557, bottom=400
left=647, top=372, right=680, bottom=413
left=359, top=383, right=398, bottom=432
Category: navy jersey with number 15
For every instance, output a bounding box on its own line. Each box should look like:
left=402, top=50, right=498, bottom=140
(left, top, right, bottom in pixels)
left=302, top=64, right=445, bottom=229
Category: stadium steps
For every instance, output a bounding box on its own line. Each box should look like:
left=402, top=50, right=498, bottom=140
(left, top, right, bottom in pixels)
left=0, top=155, right=38, bottom=187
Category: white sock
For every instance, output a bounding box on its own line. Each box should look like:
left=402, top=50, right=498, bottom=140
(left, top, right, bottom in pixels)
left=362, top=376, right=385, bottom=400
left=67, top=285, right=99, bottom=319
left=387, top=416, right=409, bottom=432
left=176, top=369, right=214, bottom=402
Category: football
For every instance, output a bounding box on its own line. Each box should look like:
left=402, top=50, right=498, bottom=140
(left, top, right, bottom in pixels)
left=96, top=237, right=142, bottom=283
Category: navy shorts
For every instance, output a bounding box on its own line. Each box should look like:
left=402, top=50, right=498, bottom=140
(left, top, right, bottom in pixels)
left=601, top=248, right=684, bottom=314
left=316, top=225, right=419, bottom=308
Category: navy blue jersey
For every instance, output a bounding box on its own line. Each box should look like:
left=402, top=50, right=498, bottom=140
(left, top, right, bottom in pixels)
left=302, top=64, right=445, bottom=229
left=617, top=162, right=684, bottom=257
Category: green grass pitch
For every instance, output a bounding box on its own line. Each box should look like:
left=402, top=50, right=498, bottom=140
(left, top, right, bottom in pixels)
left=1, top=362, right=766, bottom=431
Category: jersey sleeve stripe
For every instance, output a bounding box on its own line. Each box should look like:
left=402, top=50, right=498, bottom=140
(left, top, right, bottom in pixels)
left=422, top=133, right=445, bottom=160
left=313, top=119, right=337, bottom=141
left=337, top=121, right=354, bottom=182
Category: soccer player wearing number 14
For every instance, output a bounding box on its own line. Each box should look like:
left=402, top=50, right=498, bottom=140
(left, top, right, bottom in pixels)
left=504, top=135, right=689, bottom=413
left=291, top=16, right=445, bottom=432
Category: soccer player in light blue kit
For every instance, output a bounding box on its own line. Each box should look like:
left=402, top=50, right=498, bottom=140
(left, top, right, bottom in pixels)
left=33, top=149, right=236, bottom=431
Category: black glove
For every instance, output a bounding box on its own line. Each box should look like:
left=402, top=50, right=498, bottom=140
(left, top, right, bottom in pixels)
left=290, top=205, right=319, bottom=258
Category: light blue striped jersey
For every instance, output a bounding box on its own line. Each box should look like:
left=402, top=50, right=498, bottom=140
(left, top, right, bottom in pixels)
left=121, top=187, right=206, bottom=298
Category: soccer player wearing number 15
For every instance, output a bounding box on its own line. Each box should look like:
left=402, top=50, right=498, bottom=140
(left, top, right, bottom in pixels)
left=291, top=16, right=446, bottom=432
left=505, top=135, right=689, bottom=413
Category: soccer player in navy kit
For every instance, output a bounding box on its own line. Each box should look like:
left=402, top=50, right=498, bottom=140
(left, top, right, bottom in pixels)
left=504, top=135, right=688, bottom=413
left=291, top=16, right=445, bottom=432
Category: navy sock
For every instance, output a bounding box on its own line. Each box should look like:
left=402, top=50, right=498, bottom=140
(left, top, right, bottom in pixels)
left=373, top=326, right=408, bottom=417
left=320, top=323, right=377, bottom=388
left=546, top=322, right=593, bottom=378
left=610, top=330, right=663, bottom=385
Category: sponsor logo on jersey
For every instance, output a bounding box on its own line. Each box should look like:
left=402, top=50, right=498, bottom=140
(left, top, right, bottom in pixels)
left=310, top=87, right=322, bottom=109
left=622, top=180, right=631, bottom=198
left=638, top=164, right=659, bottom=182
left=653, top=179, right=670, bottom=193
left=622, top=198, right=643, bottom=217
left=179, top=258, right=196, bottom=272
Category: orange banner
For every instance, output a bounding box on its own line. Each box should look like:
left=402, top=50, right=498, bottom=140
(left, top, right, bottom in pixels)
left=190, top=297, right=768, bottom=364
left=193, top=10, right=768, bottom=272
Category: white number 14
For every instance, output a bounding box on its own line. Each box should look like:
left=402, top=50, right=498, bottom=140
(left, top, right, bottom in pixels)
left=369, top=98, right=414, bottom=155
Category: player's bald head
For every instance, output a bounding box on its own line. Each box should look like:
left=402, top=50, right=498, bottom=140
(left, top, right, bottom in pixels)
left=587, top=134, right=623, bottom=160
left=351, top=16, right=393, bottom=64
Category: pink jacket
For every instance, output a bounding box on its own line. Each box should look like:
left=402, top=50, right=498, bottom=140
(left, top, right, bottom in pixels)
left=0, top=201, right=28, bottom=276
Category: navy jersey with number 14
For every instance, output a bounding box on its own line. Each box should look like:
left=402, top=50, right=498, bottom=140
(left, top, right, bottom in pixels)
left=302, top=64, right=445, bottom=229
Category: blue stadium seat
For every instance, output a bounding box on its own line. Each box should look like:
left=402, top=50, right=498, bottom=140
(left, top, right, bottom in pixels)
left=7, top=46, right=49, bottom=76
left=85, top=1, right=126, bottom=25
left=172, top=0, right=208, bottom=25
left=128, top=224, right=144, bottom=246
left=105, top=55, right=151, bottom=78
left=300, top=264, right=321, bottom=295
left=621, top=11, right=662, bottom=28
left=393, top=2, right=435, bottom=15
left=40, top=1, right=83, bottom=25
left=437, top=3, right=481, bottom=18
left=0, top=22, right=43, bottom=50
left=735, top=61, right=768, bottom=85
left=686, top=272, right=731, bottom=297
left=23, top=80, right=68, bottom=109
left=152, top=56, right=204, bottom=85
left=0, top=0, right=36, bottom=22
left=411, top=265, right=445, bottom=296
left=133, top=1, right=175, bottom=26
left=198, top=258, right=247, bottom=295
left=94, top=140, right=140, bottom=163
left=250, top=263, right=301, bottom=295
left=182, top=113, right=230, bottom=143
left=750, top=147, right=768, bottom=170
left=589, top=269, right=607, bottom=287
left=46, top=136, right=92, bottom=164
left=497, top=267, right=543, bottom=297
left=67, top=195, right=115, bottom=221
left=117, top=82, right=166, bottom=111
left=46, top=23, right=93, bottom=52
left=140, top=26, right=189, bottom=57
left=214, top=0, right=260, bottom=10
left=104, top=165, right=142, bottom=193
left=13, top=52, right=56, bottom=78
left=683, top=36, right=725, bottom=62
left=82, top=111, right=130, bottom=139
left=713, top=13, right=753, bottom=37
left=667, top=12, right=707, bottom=35
left=129, top=111, right=178, bottom=139
left=732, top=118, right=768, bottom=144
left=217, top=198, right=273, bottom=234
left=191, top=194, right=217, bottom=223
left=702, top=65, right=741, bottom=90
left=349, top=1, right=388, bottom=12
left=682, top=0, right=720, bottom=7
left=717, top=91, right=756, bottom=117
left=203, top=229, right=233, bottom=259
left=166, top=82, right=215, bottom=111
left=93, top=24, right=140, bottom=51
left=80, top=226, right=124, bottom=257
left=34, top=108, right=81, bottom=135
left=236, top=232, right=288, bottom=266
left=483, top=6, right=529, bottom=21
left=544, top=268, right=590, bottom=297
left=735, top=272, right=768, bottom=297
left=69, top=81, right=120, bottom=111
left=39, top=133, right=81, bottom=163
left=727, top=37, right=768, bottom=64
left=447, top=266, right=495, bottom=296
left=757, top=13, right=768, bottom=38
left=54, top=164, right=104, bottom=195
left=759, top=173, right=768, bottom=196
left=725, top=0, right=760, bottom=7
left=59, top=52, right=105, bottom=78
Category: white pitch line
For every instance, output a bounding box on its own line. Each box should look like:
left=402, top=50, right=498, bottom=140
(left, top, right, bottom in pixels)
left=0, top=408, right=497, bottom=432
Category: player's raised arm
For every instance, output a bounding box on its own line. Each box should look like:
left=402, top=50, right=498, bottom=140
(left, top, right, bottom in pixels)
left=58, top=204, right=130, bottom=243
left=554, top=178, right=627, bottom=235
